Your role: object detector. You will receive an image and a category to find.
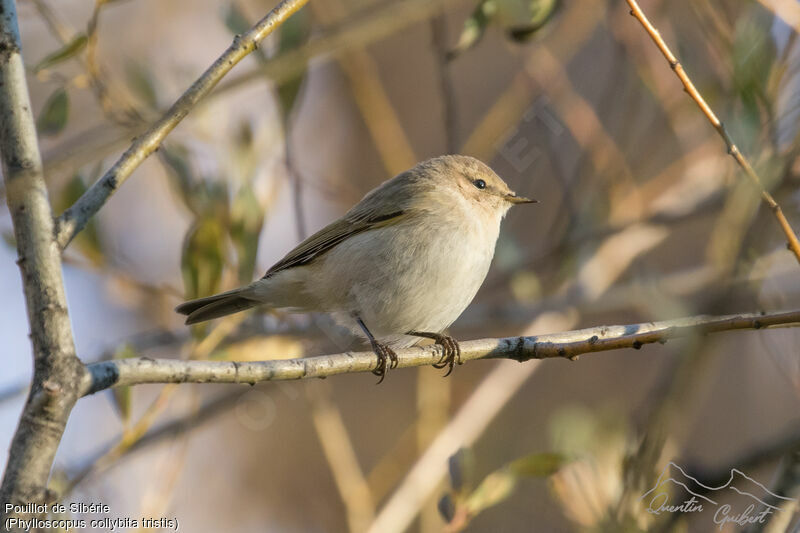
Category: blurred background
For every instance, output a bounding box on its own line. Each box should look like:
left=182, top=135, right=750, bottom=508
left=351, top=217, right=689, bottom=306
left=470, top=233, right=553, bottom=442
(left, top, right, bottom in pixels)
left=2, top=0, right=800, bottom=531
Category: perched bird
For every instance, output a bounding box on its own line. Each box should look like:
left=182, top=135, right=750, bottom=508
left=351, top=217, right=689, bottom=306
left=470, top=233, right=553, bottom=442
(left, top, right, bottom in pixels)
left=176, top=155, right=535, bottom=380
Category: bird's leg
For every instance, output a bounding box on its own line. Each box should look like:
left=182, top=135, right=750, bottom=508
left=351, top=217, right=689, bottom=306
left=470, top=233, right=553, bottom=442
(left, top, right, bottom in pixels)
left=407, top=331, right=462, bottom=376
left=355, top=316, right=397, bottom=383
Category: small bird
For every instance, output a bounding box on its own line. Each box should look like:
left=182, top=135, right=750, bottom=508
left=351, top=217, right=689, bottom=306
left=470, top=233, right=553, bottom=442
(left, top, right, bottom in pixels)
left=176, top=155, right=536, bottom=380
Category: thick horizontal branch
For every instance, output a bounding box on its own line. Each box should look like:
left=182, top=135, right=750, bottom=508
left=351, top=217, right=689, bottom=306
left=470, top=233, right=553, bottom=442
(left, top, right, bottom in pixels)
left=53, top=0, right=309, bottom=249
left=80, top=309, right=800, bottom=396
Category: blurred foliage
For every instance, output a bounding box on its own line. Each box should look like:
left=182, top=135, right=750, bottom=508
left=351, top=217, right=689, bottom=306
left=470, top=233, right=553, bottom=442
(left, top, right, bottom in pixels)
left=223, top=2, right=251, bottom=36
left=728, top=8, right=777, bottom=153
left=449, top=0, right=559, bottom=59
left=124, top=60, right=159, bottom=111
left=160, top=145, right=230, bottom=217
left=54, top=172, right=105, bottom=266
left=510, top=269, right=542, bottom=303
left=161, top=141, right=266, bottom=300
left=181, top=216, right=226, bottom=301
left=36, top=87, right=69, bottom=137
left=230, top=185, right=264, bottom=283
left=546, top=406, right=657, bottom=532
left=162, top=145, right=230, bottom=301
left=33, top=34, right=87, bottom=73
left=439, top=447, right=566, bottom=530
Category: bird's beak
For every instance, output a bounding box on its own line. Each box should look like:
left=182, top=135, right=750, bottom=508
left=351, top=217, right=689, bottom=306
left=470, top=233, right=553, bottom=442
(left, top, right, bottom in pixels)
left=505, top=193, right=537, bottom=205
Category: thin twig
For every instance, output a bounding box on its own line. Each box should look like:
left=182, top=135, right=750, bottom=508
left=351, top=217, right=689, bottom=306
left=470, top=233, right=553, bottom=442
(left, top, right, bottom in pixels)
left=626, top=0, right=800, bottom=265
left=80, top=309, right=800, bottom=395
left=53, top=0, right=310, bottom=250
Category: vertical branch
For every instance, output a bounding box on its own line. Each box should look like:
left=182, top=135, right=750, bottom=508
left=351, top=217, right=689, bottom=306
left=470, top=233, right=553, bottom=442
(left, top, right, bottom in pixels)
left=432, top=14, right=457, bottom=154
left=0, top=0, right=87, bottom=521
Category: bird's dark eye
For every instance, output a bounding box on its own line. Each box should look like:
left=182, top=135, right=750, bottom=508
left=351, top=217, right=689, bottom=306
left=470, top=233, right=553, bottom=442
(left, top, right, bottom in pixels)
left=473, top=179, right=486, bottom=190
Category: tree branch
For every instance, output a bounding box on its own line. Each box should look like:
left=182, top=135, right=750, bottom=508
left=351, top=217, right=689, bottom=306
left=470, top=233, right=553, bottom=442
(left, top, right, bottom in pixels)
left=80, top=309, right=800, bottom=396
left=0, top=0, right=86, bottom=522
left=626, top=0, right=800, bottom=265
left=53, top=0, right=310, bottom=250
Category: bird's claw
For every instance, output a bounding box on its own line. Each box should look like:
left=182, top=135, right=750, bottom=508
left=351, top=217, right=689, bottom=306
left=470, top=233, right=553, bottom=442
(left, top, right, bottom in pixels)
left=370, top=341, right=398, bottom=384
left=430, top=334, right=462, bottom=377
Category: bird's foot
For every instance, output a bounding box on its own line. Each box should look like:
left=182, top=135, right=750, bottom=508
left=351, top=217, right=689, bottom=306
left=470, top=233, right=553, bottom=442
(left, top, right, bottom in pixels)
left=370, top=340, right=398, bottom=384
left=409, top=331, right=462, bottom=377
left=431, top=334, right=462, bottom=376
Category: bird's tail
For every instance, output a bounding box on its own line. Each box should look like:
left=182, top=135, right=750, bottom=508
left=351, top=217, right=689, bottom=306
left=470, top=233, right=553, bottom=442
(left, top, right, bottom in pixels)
left=175, top=286, right=259, bottom=325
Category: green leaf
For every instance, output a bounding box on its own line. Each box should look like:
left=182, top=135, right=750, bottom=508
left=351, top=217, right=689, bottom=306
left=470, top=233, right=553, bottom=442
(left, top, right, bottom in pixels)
left=230, top=185, right=264, bottom=283
left=124, top=60, right=158, bottom=110
left=160, top=145, right=231, bottom=218
left=449, top=0, right=495, bottom=59
left=111, top=344, right=137, bottom=423
left=231, top=120, right=258, bottom=182
left=34, top=34, right=87, bottom=73
left=730, top=9, right=776, bottom=152
left=464, top=468, right=517, bottom=516
left=159, top=145, right=198, bottom=214
left=36, top=88, right=69, bottom=137
left=450, top=0, right=559, bottom=56
left=181, top=217, right=226, bottom=301
left=463, top=453, right=563, bottom=516
left=448, top=447, right=477, bottom=495
left=441, top=448, right=568, bottom=526
left=506, top=0, right=559, bottom=41
left=509, top=451, right=566, bottom=477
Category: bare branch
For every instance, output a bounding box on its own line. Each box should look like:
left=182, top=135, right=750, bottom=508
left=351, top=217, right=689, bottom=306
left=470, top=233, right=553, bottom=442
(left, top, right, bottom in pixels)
left=80, top=309, right=800, bottom=396
left=53, top=0, right=310, bottom=250
left=0, top=0, right=86, bottom=521
left=626, top=0, right=800, bottom=265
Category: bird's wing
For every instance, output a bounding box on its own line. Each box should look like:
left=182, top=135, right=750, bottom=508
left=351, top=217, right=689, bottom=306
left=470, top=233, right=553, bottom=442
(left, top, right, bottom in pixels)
left=263, top=169, right=426, bottom=278
left=262, top=208, right=407, bottom=277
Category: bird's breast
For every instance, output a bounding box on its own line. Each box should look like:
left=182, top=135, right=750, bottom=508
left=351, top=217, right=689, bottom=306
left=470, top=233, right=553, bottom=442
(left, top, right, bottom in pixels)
left=314, top=205, right=502, bottom=340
